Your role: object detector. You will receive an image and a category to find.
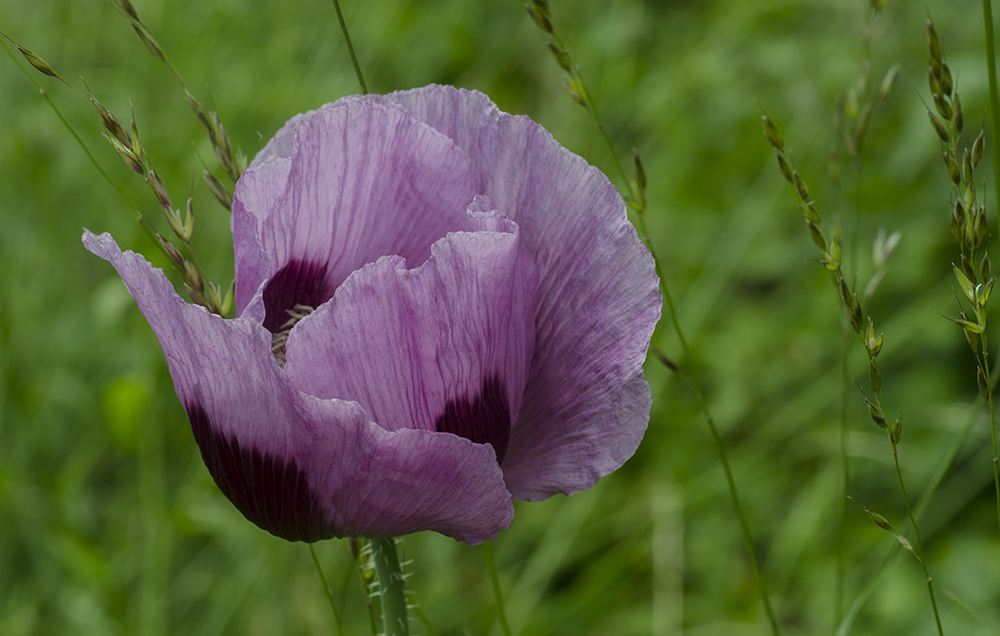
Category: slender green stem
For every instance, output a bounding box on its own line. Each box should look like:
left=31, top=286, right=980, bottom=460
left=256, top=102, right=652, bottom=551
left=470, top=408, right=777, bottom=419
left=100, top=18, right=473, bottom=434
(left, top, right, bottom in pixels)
left=309, top=544, right=344, bottom=636
left=370, top=537, right=408, bottom=636
left=890, top=445, right=945, bottom=636
left=982, top=337, right=1000, bottom=535
left=331, top=0, right=368, bottom=94
left=833, top=330, right=851, bottom=634
left=484, top=541, right=512, bottom=636
left=984, top=0, right=1000, bottom=233
left=837, top=391, right=982, bottom=635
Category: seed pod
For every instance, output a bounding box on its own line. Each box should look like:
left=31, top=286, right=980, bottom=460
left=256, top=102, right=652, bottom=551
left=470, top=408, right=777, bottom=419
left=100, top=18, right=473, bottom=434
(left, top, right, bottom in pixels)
left=793, top=171, right=810, bottom=201
left=117, top=0, right=140, bottom=21
left=16, top=45, right=57, bottom=77
left=548, top=42, right=571, bottom=72
left=928, top=111, right=949, bottom=143
left=806, top=219, right=826, bottom=250
left=941, top=63, right=954, bottom=99
left=944, top=152, right=961, bottom=186
left=525, top=3, right=553, bottom=33
left=979, top=365, right=991, bottom=401
left=951, top=202, right=964, bottom=243
left=776, top=153, right=794, bottom=183
left=90, top=96, right=131, bottom=149
left=880, top=64, right=900, bottom=100
left=848, top=293, right=863, bottom=334
left=870, top=360, right=881, bottom=393
left=980, top=278, right=995, bottom=306
left=633, top=148, right=646, bottom=191
left=870, top=332, right=884, bottom=358
left=962, top=148, right=973, bottom=186
left=865, top=507, right=894, bottom=532
left=926, top=21, right=943, bottom=72
left=183, top=260, right=204, bottom=294
left=131, top=23, right=165, bottom=62
left=966, top=329, right=980, bottom=352
left=866, top=396, right=887, bottom=428
left=157, top=233, right=184, bottom=268
left=762, top=116, right=784, bottom=152
left=802, top=202, right=821, bottom=225
left=972, top=130, right=985, bottom=167
left=933, top=93, right=953, bottom=121
left=185, top=88, right=210, bottom=128
left=147, top=170, right=172, bottom=211
left=221, top=280, right=235, bottom=316
left=184, top=282, right=208, bottom=308
left=889, top=419, right=902, bottom=446
left=953, top=93, right=963, bottom=135
left=928, top=68, right=942, bottom=99
left=955, top=263, right=976, bottom=302
left=203, top=170, right=232, bottom=210
left=180, top=198, right=195, bottom=243
left=105, top=133, right=144, bottom=174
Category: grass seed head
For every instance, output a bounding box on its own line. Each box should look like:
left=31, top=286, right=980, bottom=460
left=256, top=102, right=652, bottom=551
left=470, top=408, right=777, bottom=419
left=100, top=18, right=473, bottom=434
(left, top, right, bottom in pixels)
left=761, top=116, right=784, bottom=152
left=940, top=63, right=954, bottom=98
left=962, top=148, right=973, bottom=186
left=547, top=42, right=571, bottom=72
left=973, top=130, right=985, bottom=167
left=979, top=365, right=991, bottom=401
left=17, top=45, right=56, bottom=77
left=889, top=419, right=902, bottom=445
left=865, top=507, right=894, bottom=532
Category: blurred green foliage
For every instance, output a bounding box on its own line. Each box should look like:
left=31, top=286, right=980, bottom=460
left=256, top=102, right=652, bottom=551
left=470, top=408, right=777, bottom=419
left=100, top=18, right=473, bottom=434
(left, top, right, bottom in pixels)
left=1, top=0, right=999, bottom=634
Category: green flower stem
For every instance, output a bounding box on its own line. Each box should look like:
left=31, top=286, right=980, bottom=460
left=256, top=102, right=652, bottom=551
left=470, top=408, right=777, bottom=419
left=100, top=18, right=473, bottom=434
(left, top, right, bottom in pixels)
left=331, top=0, right=367, bottom=94
left=371, top=537, right=408, bottom=636
left=484, top=541, right=512, bottom=636
left=981, top=336, right=1000, bottom=536
left=870, top=380, right=944, bottom=636
left=889, top=444, right=944, bottom=636
left=309, top=544, right=344, bottom=636
left=984, top=0, right=1000, bottom=234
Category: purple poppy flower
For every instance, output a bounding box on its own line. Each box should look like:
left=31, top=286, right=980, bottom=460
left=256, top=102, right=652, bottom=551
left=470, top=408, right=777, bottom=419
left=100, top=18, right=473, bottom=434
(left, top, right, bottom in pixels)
left=83, top=85, right=660, bottom=545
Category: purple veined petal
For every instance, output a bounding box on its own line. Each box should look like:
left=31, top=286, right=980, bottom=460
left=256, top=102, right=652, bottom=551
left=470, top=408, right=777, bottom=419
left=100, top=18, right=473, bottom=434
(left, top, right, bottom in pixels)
left=284, top=199, right=539, bottom=466
left=370, top=85, right=662, bottom=501
left=82, top=230, right=513, bottom=544
left=231, top=99, right=479, bottom=333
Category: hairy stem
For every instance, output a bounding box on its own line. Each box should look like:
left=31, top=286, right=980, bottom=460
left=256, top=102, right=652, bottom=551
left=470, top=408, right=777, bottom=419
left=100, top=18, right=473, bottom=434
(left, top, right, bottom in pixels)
left=371, top=537, right=408, bottom=636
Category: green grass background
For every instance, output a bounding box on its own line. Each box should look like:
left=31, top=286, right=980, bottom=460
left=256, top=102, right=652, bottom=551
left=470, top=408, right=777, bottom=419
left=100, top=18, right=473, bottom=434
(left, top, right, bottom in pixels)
left=1, top=0, right=998, bottom=634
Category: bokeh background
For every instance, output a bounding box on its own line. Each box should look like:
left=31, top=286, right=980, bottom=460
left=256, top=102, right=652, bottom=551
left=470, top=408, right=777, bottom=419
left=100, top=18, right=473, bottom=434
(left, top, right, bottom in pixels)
left=1, top=0, right=998, bottom=634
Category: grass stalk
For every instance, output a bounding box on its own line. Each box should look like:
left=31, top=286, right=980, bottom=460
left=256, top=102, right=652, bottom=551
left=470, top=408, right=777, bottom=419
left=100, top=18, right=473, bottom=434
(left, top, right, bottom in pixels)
left=983, top=0, right=1000, bottom=537
left=984, top=0, right=1000, bottom=232
left=331, top=0, right=367, bottom=94
left=889, top=443, right=945, bottom=636
left=524, top=3, right=781, bottom=631
left=309, top=544, right=344, bottom=636
left=484, top=541, right=512, bottom=636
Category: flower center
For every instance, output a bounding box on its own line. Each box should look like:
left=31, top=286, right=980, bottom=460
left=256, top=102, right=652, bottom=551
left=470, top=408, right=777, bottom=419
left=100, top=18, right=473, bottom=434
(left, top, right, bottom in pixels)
left=271, top=304, right=314, bottom=368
